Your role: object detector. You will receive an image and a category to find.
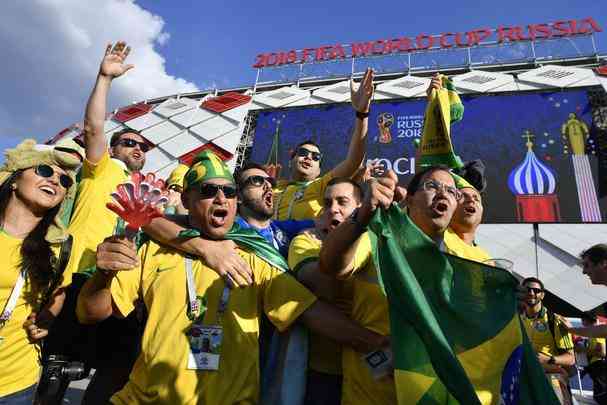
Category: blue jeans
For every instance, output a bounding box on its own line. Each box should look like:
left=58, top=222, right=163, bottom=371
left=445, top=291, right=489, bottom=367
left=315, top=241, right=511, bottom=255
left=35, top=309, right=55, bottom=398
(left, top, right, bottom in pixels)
left=0, top=385, right=35, bottom=405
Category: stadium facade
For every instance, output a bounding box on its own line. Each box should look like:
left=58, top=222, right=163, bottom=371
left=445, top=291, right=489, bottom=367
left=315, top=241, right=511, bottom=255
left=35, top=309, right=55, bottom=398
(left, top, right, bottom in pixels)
left=48, top=17, right=607, bottom=315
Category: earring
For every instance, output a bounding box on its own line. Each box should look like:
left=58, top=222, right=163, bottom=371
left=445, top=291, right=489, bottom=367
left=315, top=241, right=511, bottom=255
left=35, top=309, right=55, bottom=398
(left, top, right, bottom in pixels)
left=10, top=183, right=16, bottom=191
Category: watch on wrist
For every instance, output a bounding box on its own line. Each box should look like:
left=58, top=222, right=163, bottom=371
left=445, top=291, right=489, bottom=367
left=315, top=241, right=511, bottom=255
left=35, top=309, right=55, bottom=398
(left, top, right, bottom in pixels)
left=355, top=110, right=370, bottom=120
left=548, top=355, right=556, bottom=365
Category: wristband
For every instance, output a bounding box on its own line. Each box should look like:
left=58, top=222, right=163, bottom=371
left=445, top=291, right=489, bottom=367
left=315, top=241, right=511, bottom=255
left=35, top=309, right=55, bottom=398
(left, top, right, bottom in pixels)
left=548, top=355, right=556, bottom=365
left=356, top=110, right=370, bottom=120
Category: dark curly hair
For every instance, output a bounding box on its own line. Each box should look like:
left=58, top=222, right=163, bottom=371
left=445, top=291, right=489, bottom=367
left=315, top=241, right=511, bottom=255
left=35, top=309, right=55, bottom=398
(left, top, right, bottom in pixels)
left=0, top=170, right=59, bottom=300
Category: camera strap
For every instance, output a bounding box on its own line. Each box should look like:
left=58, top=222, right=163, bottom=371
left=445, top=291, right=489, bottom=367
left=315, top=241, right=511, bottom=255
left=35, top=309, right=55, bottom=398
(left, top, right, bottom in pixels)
left=0, top=269, right=26, bottom=332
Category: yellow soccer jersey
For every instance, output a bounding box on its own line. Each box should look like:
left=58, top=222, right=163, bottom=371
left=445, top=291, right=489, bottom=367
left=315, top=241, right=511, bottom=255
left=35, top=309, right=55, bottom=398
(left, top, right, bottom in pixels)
left=521, top=308, right=574, bottom=357
left=588, top=337, right=606, bottom=364
left=274, top=171, right=333, bottom=220
left=110, top=241, right=317, bottom=405
left=341, top=229, right=491, bottom=405
left=67, top=151, right=128, bottom=275
left=0, top=230, right=80, bottom=396
left=288, top=231, right=349, bottom=375
left=443, top=228, right=492, bottom=264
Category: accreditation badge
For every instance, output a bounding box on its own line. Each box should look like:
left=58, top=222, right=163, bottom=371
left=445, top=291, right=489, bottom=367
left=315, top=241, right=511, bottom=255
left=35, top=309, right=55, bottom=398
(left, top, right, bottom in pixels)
left=361, top=347, right=394, bottom=380
left=187, top=324, right=223, bottom=371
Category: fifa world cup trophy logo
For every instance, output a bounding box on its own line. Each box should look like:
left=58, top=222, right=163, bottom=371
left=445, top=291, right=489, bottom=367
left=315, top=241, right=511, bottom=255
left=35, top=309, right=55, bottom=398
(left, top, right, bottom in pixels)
left=377, top=112, right=394, bottom=144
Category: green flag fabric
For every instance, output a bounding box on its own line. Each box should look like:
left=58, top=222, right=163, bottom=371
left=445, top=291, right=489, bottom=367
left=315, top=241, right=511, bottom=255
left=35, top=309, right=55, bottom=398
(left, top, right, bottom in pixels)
left=367, top=205, right=559, bottom=405
left=177, top=222, right=289, bottom=272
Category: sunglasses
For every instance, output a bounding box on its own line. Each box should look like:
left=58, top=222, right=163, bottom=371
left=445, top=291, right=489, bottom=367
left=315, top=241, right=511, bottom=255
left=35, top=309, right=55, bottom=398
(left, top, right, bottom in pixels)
left=296, top=147, right=322, bottom=162
left=242, top=175, right=276, bottom=188
left=35, top=165, right=73, bottom=189
left=526, top=287, right=543, bottom=295
left=199, top=183, right=237, bottom=199
left=116, top=138, right=151, bottom=153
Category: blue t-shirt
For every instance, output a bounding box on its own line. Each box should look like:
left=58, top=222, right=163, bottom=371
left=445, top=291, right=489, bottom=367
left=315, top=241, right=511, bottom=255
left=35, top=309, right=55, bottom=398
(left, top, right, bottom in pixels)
left=235, top=216, right=314, bottom=258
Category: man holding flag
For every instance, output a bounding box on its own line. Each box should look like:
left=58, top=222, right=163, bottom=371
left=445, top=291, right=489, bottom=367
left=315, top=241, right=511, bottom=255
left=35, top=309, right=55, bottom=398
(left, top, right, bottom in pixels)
left=319, top=69, right=558, bottom=404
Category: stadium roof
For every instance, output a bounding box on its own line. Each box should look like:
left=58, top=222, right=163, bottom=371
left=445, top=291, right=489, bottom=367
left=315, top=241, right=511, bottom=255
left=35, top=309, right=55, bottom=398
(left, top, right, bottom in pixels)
left=48, top=56, right=607, bottom=316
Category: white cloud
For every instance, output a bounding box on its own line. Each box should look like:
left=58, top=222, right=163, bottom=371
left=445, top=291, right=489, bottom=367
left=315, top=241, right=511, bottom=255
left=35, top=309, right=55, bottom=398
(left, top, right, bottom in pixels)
left=0, top=0, right=198, bottom=146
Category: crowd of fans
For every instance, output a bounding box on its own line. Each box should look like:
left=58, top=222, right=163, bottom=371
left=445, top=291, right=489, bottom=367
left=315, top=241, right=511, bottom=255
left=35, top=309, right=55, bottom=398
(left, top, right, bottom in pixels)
left=0, top=41, right=606, bottom=405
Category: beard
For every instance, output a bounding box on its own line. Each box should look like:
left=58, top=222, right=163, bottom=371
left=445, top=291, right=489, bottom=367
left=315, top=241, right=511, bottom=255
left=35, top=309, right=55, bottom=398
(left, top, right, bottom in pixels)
left=241, top=195, right=273, bottom=220
left=125, top=156, right=145, bottom=172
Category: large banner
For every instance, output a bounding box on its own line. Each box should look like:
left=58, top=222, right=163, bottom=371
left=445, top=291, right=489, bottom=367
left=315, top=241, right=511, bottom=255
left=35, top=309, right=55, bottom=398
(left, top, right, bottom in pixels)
left=250, top=88, right=606, bottom=223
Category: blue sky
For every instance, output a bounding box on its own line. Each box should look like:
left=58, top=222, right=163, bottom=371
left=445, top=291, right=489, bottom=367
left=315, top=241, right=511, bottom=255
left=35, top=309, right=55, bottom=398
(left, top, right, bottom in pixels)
left=0, top=0, right=605, bottom=154
left=138, top=0, right=606, bottom=89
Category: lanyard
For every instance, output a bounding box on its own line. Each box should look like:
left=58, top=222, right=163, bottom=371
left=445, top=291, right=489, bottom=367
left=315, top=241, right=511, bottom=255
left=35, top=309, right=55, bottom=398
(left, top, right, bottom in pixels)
left=275, top=181, right=312, bottom=220
left=0, top=270, right=26, bottom=330
left=185, top=257, right=230, bottom=324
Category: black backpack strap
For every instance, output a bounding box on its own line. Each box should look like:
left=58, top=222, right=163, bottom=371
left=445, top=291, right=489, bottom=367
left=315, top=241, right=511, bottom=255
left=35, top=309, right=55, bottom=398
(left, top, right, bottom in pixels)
left=39, top=235, right=73, bottom=310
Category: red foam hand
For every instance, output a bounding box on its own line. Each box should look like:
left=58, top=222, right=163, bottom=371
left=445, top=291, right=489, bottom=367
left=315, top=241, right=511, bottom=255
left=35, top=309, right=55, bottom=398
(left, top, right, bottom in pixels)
left=107, top=172, right=168, bottom=236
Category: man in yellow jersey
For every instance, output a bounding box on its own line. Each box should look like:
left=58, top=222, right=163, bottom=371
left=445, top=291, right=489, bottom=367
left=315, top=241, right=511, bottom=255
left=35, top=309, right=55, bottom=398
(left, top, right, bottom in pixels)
left=318, top=165, right=507, bottom=405
left=577, top=313, right=607, bottom=404
left=520, top=277, right=575, bottom=404
left=288, top=177, right=363, bottom=404
left=77, top=151, right=387, bottom=405
left=274, top=68, right=374, bottom=221
left=51, top=41, right=150, bottom=404
left=445, top=171, right=492, bottom=263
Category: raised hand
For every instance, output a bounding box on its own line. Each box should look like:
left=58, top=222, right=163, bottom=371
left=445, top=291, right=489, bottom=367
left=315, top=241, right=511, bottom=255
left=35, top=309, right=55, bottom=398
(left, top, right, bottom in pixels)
left=350, top=68, right=374, bottom=113
left=356, top=170, right=398, bottom=227
left=426, top=73, right=442, bottom=100
left=99, top=41, right=134, bottom=79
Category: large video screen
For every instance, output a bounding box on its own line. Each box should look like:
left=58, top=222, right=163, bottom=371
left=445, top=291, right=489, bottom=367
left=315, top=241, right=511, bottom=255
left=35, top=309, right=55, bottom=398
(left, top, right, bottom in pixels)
left=249, top=88, right=606, bottom=224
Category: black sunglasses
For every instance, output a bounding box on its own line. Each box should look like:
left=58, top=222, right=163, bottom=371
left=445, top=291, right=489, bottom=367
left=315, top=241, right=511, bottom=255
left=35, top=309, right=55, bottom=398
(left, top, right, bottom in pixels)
left=296, top=147, right=322, bottom=162
left=35, top=165, right=73, bottom=189
left=199, top=183, right=237, bottom=199
left=526, top=287, right=543, bottom=295
left=117, top=138, right=151, bottom=153
left=242, top=175, right=276, bottom=188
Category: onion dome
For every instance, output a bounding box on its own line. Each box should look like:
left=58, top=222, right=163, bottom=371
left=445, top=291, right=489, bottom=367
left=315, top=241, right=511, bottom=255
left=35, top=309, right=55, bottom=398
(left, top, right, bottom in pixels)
left=508, top=131, right=557, bottom=195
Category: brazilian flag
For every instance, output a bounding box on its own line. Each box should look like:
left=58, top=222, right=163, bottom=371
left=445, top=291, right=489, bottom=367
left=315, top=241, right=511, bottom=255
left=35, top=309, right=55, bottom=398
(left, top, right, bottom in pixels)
left=368, top=205, right=559, bottom=405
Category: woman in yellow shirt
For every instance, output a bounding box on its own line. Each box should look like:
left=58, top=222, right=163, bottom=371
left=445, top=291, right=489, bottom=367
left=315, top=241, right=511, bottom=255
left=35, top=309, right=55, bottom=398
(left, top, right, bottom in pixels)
left=0, top=139, right=80, bottom=403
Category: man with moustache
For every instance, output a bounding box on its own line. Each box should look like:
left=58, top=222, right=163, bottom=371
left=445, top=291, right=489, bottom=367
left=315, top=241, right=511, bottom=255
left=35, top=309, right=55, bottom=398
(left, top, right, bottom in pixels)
left=77, top=151, right=387, bottom=405
left=288, top=178, right=364, bottom=404
left=319, top=165, right=491, bottom=405
left=274, top=68, right=374, bottom=221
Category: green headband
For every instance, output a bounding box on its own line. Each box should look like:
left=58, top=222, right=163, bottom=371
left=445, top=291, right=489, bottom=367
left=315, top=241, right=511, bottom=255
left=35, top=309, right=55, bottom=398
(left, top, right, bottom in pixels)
left=184, top=150, right=234, bottom=190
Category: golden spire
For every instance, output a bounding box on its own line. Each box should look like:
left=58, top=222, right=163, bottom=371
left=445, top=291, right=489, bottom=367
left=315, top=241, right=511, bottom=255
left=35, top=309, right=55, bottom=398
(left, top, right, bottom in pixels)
left=522, top=130, right=535, bottom=151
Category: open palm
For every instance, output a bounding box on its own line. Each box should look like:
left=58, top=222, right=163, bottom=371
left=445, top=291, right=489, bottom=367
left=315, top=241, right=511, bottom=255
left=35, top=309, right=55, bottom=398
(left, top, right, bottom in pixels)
left=100, top=41, right=134, bottom=78
left=350, top=68, right=374, bottom=113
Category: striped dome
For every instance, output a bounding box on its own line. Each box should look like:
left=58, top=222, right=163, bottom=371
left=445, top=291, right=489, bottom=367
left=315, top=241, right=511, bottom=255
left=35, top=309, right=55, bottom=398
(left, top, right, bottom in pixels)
left=508, top=147, right=557, bottom=195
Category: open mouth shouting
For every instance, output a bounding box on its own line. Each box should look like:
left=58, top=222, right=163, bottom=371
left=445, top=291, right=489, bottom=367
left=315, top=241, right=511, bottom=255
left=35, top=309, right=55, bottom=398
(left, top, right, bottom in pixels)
left=431, top=199, right=450, bottom=217
left=463, top=205, right=477, bottom=216
left=263, top=190, right=273, bottom=208
left=210, top=207, right=229, bottom=227
left=328, top=218, right=341, bottom=231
